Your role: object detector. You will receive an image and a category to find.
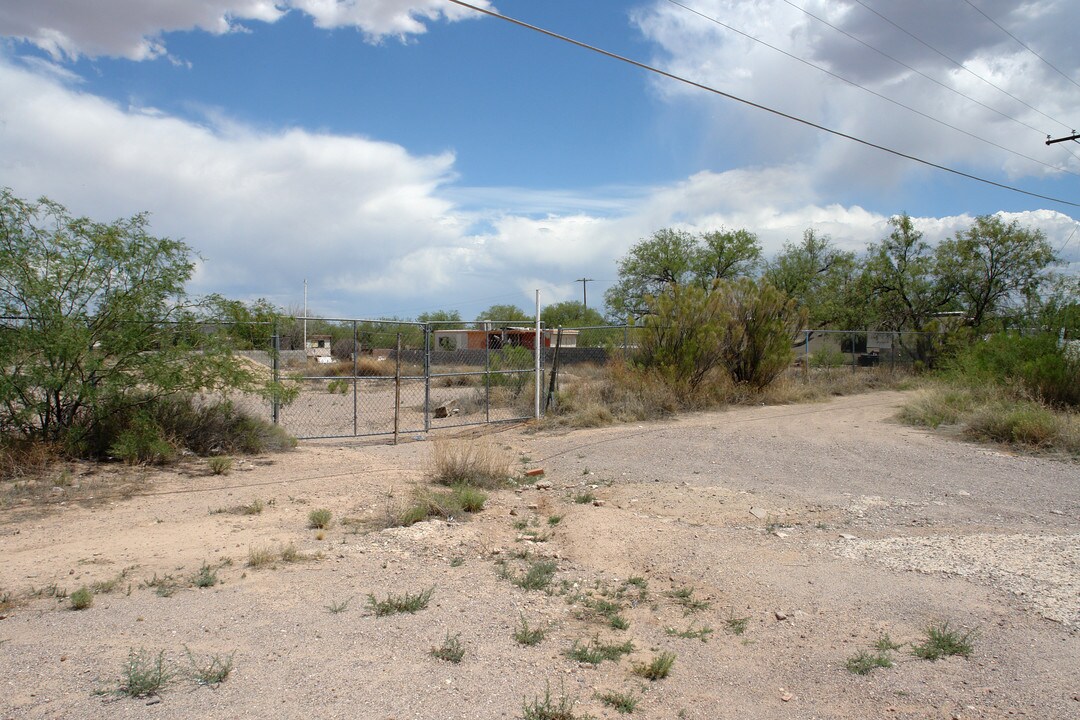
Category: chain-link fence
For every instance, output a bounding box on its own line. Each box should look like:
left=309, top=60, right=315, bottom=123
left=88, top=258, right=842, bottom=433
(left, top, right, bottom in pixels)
left=794, top=329, right=947, bottom=372
left=250, top=318, right=543, bottom=440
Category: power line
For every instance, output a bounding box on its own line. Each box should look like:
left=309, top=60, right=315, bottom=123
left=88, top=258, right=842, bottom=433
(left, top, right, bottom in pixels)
left=961, top=0, right=1080, bottom=94
left=444, top=0, right=1080, bottom=209
left=852, top=0, right=1072, bottom=132
left=663, top=0, right=1078, bottom=178
left=776, top=0, right=1047, bottom=137
left=1057, top=224, right=1078, bottom=255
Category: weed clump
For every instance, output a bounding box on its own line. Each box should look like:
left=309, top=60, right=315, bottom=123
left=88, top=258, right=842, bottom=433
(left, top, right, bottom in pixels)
left=117, top=648, right=172, bottom=697
left=566, top=637, right=634, bottom=665
left=184, top=646, right=234, bottom=686
left=845, top=650, right=893, bottom=675
left=912, top=621, right=975, bottom=661
left=522, top=683, right=585, bottom=720
left=514, top=615, right=546, bottom=646
left=366, top=587, right=434, bottom=617
left=308, top=508, right=332, bottom=529
left=632, top=651, right=675, bottom=680
left=69, top=586, right=93, bottom=610
left=431, top=632, right=465, bottom=663
left=597, top=689, right=639, bottom=714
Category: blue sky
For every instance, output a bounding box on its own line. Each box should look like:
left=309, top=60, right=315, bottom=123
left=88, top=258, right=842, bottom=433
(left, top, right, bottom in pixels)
left=1, top=0, right=1078, bottom=320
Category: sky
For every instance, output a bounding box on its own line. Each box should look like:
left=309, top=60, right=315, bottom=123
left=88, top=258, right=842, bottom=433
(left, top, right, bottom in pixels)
left=1, top=0, right=1079, bottom=321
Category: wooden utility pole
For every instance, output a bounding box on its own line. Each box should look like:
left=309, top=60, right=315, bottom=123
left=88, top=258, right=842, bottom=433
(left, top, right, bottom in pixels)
left=575, top=277, right=594, bottom=310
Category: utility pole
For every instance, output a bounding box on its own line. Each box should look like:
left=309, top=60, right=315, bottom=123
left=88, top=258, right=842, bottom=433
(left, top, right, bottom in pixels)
left=575, top=277, right=594, bottom=311
left=303, top=278, right=308, bottom=355
left=1046, top=132, right=1080, bottom=145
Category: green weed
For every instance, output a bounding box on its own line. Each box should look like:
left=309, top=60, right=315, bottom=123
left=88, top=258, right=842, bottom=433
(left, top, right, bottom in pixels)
left=632, top=652, right=675, bottom=680
left=366, top=587, right=434, bottom=616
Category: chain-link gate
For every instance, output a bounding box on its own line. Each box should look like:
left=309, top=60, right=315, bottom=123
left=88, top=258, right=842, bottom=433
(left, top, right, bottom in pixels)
left=262, top=318, right=541, bottom=440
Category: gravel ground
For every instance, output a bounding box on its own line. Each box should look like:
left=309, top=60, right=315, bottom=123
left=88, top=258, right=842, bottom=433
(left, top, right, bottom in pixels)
left=1, top=390, right=1078, bottom=719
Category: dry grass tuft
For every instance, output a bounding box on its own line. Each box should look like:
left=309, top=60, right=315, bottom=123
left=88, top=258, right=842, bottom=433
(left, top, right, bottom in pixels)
left=900, top=382, right=1080, bottom=457
left=430, top=437, right=511, bottom=489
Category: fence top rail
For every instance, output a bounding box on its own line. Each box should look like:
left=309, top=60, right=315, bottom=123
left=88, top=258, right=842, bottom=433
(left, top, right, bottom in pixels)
left=284, top=316, right=426, bottom=326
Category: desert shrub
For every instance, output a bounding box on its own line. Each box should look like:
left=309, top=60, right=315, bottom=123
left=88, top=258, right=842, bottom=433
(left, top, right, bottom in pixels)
left=637, top=283, right=732, bottom=393
left=109, top=415, right=174, bottom=465
left=490, top=345, right=533, bottom=394
left=69, top=586, right=93, bottom=610
left=809, top=345, right=847, bottom=368
left=948, top=332, right=1080, bottom=408
left=964, top=402, right=1061, bottom=446
left=308, top=508, right=332, bottom=529
left=715, top=279, right=805, bottom=388
left=79, top=394, right=294, bottom=461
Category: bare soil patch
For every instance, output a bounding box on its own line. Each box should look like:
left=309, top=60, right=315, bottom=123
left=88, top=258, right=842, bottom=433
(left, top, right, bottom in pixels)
left=2, top=391, right=1078, bottom=719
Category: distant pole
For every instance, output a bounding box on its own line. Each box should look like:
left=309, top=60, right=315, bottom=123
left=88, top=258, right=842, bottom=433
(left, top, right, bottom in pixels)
left=303, top=278, right=308, bottom=355
left=534, top=289, right=541, bottom=420
left=575, top=277, right=594, bottom=310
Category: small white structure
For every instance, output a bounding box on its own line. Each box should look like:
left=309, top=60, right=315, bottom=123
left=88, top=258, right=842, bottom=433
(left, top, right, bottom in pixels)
left=306, top=334, right=333, bottom=362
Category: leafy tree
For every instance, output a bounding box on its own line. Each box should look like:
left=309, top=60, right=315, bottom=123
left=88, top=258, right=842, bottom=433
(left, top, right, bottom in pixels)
left=861, top=214, right=955, bottom=332
left=605, top=227, right=762, bottom=321
left=206, top=296, right=283, bottom=349
left=540, top=301, right=606, bottom=328
left=937, top=215, right=1057, bottom=330
left=475, top=304, right=532, bottom=326
left=0, top=190, right=271, bottom=444
left=765, top=229, right=861, bottom=329
left=417, top=309, right=462, bottom=324
left=542, top=300, right=617, bottom=348
left=695, top=229, right=763, bottom=284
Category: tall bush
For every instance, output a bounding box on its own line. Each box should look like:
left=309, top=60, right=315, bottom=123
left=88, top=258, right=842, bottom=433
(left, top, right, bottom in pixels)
left=716, top=279, right=806, bottom=388
left=0, top=190, right=285, bottom=449
left=637, top=284, right=733, bottom=392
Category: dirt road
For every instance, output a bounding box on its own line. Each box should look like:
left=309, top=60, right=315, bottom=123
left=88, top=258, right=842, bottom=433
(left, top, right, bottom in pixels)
left=1, top=391, right=1077, bottom=719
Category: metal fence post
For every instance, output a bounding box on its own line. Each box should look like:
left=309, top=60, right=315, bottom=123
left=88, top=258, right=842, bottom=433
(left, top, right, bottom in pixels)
left=484, top=331, right=491, bottom=424
left=623, top=323, right=629, bottom=360
left=271, top=328, right=280, bottom=425
left=393, top=333, right=402, bottom=446
left=352, top=320, right=358, bottom=437
left=803, top=330, right=810, bottom=380
left=423, top=324, right=431, bottom=433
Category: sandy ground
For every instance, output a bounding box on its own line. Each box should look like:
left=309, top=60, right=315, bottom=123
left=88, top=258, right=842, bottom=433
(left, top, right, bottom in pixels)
left=1, top=390, right=1079, bottom=719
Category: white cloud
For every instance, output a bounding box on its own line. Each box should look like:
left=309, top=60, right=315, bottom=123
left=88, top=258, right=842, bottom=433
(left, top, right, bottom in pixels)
left=0, top=55, right=1074, bottom=321
left=631, top=0, right=1080, bottom=184
left=0, top=0, right=492, bottom=61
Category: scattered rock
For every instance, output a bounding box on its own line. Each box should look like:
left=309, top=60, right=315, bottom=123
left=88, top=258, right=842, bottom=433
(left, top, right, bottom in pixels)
left=781, top=692, right=793, bottom=702
left=534, top=480, right=552, bottom=490
left=749, top=507, right=768, bottom=519
left=509, top=508, right=518, bottom=516
left=775, top=611, right=788, bottom=621
left=592, top=500, right=605, bottom=507
left=839, top=533, right=858, bottom=540
left=773, top=531, right=789, bottom=539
